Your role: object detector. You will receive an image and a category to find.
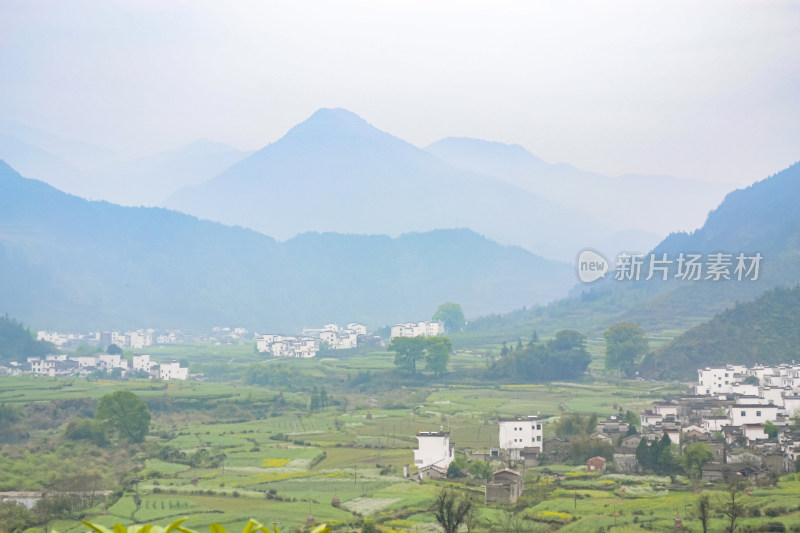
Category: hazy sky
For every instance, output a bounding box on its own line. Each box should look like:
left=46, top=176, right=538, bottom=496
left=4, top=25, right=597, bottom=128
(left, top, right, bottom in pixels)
left=1, top=0, right=798, bottom=185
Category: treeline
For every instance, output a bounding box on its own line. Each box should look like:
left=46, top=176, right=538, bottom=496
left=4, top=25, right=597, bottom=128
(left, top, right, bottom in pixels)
left=0, top=314, right=55, bottom=363
left=642, top=285, right=800, bottom=379
left=146, top=392, right=298, bottom=422
left=0, top=398, right=96, bottom=444
left=158, top=446, right=226, bottom=468
left=0, top=472, right=106, bottom=532
left=487, top=330, right=591, bottom=382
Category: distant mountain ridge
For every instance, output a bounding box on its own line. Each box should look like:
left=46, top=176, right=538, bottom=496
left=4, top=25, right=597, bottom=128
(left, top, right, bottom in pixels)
left=426, top=136, right=733, bottom=240
left=0, top=120, right=116, bottom=171
left=0, top=121, right=252, bottom=207
left=164, top=108, right=615, bottom=262
left=0, top=133, right=86, bottom=195
left=2, top=110, right=737, bottom=264
left=0, top=160, right=575, bottom=331
left=84, top=139, right=253, bottom=206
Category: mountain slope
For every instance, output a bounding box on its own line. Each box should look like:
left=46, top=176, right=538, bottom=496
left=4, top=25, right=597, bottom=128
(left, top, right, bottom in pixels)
left=0, top=120, right=116, bottom=171
left=0, top=161, right=574, bottom=331
left=426, top=137, right=732, bottom=240
left=617, top=160, right=800, bottom=328
left=461, top=161, right=800, bottom=343
left=0, top=134, right=86, bottom=195
left=641, top=286, right=800, bottom=379
left=165, top=108, right=611, bottom=262
left=0, top=120, right=251, bottom=207
left=86, top=140, right=253, bottom=206
left=0, top=315, right=56, bottom=363
left=652, top=161, right=800, bottom=257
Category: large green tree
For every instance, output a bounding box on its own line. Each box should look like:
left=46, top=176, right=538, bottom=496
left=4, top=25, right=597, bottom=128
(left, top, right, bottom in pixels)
left=604, top=322, right=649, bottom=376
left=681, top=442, right=713, bottom=481
left=763, top=420, right=779, bottom=439
left=554, top=412, right=597, bottom=438
left=106, top=343, right=123, bottom=355
left=426, top=336, right=452, bottom=376
left=95, top=391, right=150, bottom=443
left=388, top=336, right=428, bottom=375
left=389, top=336, right=454, bottom=375
left=432, top=303, right=466, bottom=333
left=467, top=460, right=494, bottom=482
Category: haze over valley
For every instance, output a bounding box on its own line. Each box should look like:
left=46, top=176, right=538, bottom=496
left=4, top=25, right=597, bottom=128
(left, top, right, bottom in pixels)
left=2, top=3, right=800, bottom=532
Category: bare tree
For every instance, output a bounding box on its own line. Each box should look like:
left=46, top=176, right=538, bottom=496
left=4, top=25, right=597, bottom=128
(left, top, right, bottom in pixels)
left=719, top=477, right=746, bottom=533
left=697, top=493, right=710, bottom=533
left=432, top=489, right=473, bottom=533
left=464, top=494, right=480, bottom=533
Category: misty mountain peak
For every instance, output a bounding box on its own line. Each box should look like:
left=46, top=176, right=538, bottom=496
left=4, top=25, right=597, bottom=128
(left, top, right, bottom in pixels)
left=279, top=108, right=397, bottom=151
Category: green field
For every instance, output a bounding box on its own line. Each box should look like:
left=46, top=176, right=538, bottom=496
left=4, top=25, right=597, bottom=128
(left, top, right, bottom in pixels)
left=1, top=338, right=798, bottom=533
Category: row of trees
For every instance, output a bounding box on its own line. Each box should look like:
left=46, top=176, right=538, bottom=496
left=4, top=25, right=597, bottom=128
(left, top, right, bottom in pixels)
left=636, top=436, right=715, bottom=481
left=309, top=386, right=331, bottom=411
left=489, top=330, right=591, bottom=382
left=0, top=473, right=106, bottom=533
left=159, top=446, right=226, bottom=468
left=388, top=336, right=452, bottom=375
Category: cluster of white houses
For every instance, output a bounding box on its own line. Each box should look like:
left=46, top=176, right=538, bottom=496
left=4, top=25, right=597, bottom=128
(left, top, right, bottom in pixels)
left=36, top=327, right=250, bottom=350
left=408, top=364, right=800, bottom=497
left=35, top=320, right=446, bottom=357
left=36, top=330, right=162, bottom=349
left=390, top=321, right=444, bottom=339
left=413, top=416, right=544, bottom=473
left=412, top=416, right=543, bottom=503
left=256, top=323, right=367, bottom=358
left=8, top=353, right=188, bottom=380
left=620, top=363, right=800, bottom=479
left=696, top=363, right=800, bottom=395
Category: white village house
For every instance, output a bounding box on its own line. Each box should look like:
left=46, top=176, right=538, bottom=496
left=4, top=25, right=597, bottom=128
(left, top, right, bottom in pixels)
left=390, top=321, right=444, bottom=339
left=498, top=415, right=543, bottom=460
left=413, top=430, right=455, bottom=470
left=257, top=322, right=367, bottom=357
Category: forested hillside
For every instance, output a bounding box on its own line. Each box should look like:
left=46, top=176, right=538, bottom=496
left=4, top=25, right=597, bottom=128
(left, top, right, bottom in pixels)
left=0, top=315, right=55, bottom=362
left=460, top=162, right=800, bottom=344
left=0, top=161, right=574, bottom=331
left=641, top=285, right=800, bottom=379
